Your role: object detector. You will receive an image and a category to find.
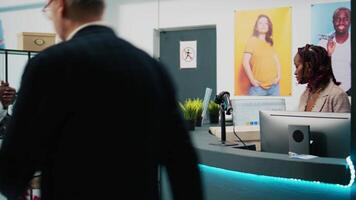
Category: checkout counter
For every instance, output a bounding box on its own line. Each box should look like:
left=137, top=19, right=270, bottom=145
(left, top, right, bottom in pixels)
left=162, top=124, right=352, bottom=200
left=160, top=125, right=352, bottom=200
left=191, top=125, right=351, bottom=185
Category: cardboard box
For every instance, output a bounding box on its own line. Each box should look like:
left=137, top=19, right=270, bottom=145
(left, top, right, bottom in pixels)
left=17, top=32, right=56, bottom=51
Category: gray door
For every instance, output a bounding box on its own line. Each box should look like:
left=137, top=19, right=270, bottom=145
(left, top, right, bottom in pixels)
left=159, top=27, right=217, bottom=102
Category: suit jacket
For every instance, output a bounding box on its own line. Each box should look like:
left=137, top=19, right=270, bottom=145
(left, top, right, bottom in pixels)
left=0, top=26, right=203, bottom=200
left=298, top=80, right=351, bottom=113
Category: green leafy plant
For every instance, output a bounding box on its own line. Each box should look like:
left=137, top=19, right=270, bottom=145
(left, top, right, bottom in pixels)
left=208, top=100, right=220, bottom=123
left=193, top=98, right=203, bottom=119
left=208, top=100, right=220, bottom=115
left=193, top=98, right=203, bottom=126
left=179, top=98, right=199, bottom=121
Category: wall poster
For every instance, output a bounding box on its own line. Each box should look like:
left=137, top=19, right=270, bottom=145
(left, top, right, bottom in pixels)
left=311, top=2, right=351, bottom=95
left=234, top=7, right=292, bottom=96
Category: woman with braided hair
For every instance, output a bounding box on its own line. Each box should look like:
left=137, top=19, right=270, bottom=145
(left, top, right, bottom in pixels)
left=294, top=44, right=350, bottom=112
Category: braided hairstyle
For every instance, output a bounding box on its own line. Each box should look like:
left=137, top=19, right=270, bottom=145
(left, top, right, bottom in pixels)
left=297, top=44, right=340, bottom=92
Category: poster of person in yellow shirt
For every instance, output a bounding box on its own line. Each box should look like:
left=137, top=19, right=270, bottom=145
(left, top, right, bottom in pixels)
left=235, top=7, right=291, bottom=96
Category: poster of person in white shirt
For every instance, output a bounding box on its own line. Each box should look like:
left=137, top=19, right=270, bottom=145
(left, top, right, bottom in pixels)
left=311, top=2, right=351, bottom=95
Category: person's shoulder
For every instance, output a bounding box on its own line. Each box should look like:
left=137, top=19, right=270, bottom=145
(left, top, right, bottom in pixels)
left=244, top=37, right=259, bottom=52
left=32, top=33, right=159, bottom=72
left=300, top=88, right=309, bottom=99
left=113, top=36, right=160, bottom=65
left=333, top=86, right=348, bottom=95
left=329, top=84, right=350, bottom=111
left=23, top=41, right=81, bottom=81
left=329, top=82, right=348, bottom=98
left=27, top=42, right=68, bottom=69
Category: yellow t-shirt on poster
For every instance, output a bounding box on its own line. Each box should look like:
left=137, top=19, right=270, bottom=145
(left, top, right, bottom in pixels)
left=244, top=37, right=278, bottom=89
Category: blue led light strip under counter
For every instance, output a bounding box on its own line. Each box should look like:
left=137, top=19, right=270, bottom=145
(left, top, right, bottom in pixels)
left=199, top=156, right=355, bottom=189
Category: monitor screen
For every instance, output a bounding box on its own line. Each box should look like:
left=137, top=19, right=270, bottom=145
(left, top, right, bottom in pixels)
left=232, top=98, right=286, bottom=126
left=259, top=111, right=350, bottom=158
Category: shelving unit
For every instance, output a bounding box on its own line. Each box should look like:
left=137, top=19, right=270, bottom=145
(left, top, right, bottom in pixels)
left=0, top=48, right=39, bottom=82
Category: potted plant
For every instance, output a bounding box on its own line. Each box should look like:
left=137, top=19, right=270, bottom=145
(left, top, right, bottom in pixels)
left=208, top=100, right=220, bottom=124
left=193, top=98, right=203, bottom=127
left=179, top=99, right=198, bottom=131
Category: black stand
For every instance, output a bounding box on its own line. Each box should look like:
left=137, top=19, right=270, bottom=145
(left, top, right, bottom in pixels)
left=210, top=107, right=240, bottom=146
left=209, top=106, right=257, bottom=150
left=220, top=108, right=226, bottom=142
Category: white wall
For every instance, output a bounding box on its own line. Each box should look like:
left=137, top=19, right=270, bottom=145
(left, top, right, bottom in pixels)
left=0, top=1, right=53, bottom=90
left=0, top=0, right=42, bottom=8
left=111, top=0, right=349, bottom=111
left=0, top=0, right=119, bottom=90
left=0, top=0, right=350, bottom=109
left=116, top=1, right=159, bottom=55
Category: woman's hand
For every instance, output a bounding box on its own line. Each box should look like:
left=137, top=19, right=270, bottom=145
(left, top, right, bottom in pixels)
left=251, top=79, right=261, bottom=87
left=273, top=76, right=280, bottom=84
left=327, top=39, right=336, bottom=56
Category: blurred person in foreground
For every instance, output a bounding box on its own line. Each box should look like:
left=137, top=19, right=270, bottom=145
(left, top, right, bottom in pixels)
left=0, top=0, right=203, bottom=199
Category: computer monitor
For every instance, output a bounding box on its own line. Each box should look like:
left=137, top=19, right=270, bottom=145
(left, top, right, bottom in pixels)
left=259, top=111, right=350, bottom=158
left=232, top=98, right=286, bottom=126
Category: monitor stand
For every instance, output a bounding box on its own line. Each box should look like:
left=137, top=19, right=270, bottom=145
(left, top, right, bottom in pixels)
left=209, top=141, right=257, bottom=151
left=231, top=143, right=257, bottom=150
left=209, top=141, right=240, bottom=146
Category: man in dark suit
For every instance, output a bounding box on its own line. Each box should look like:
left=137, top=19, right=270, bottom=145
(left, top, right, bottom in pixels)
left=0, top=0, right=203, bottom=199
